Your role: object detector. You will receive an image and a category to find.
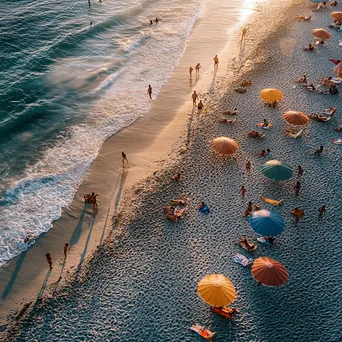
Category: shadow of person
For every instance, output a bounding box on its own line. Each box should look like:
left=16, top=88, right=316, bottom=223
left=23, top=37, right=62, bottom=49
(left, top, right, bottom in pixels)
left=2, top=250, right=27, bottom=300
left=69, top=203, right=90, bottom=247
left=36, top=268, right=52, bottom=300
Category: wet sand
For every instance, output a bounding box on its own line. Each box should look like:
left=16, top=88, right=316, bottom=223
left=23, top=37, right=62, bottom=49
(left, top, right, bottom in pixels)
left=0, top=0, right=263, bottom=321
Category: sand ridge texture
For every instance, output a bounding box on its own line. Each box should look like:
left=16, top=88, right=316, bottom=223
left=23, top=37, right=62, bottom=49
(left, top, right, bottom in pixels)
left=3, top=1, right=342, bottom=341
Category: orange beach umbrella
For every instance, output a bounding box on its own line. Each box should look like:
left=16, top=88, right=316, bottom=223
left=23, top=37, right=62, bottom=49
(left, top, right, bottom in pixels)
left=282, top=111, right=309, bottom=126
left=331, top=11, right=342, bottom=21
left=260, top=88, right=283, bottom=102
left=198, top=274, right=236, bottom=307
left=211, top=137, right=238, bottom=156
left=312, top=28, right=331, bottom=39
left=334, top=62, right=342, bottom=77
left=252, top=257, right=288, bottom=287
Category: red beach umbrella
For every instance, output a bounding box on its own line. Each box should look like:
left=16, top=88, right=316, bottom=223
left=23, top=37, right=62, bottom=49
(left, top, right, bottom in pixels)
left=282, top=111, right=309, bottom=126
left=312, top=28, right=331, bottom=39
left=331, top=11, right=342, bottom=21
left=334, top=62, right=342, bottom=77
left=252, top=257, right=288, bottom=287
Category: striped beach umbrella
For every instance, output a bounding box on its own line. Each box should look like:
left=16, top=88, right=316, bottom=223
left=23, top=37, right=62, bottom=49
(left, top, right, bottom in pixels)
left=262, top=160, right=293, bottom=181
left=211, top=137, right=238, bottom=156
left=249, top=209, right=285, bottom=236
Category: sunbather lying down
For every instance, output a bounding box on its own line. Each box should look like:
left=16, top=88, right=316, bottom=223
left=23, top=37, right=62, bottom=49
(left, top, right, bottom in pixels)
left=165, top=200, right=187, bottom=222
left=324, top=106, right=337, bottom=115
left=236, top=238, right=257, bottom=251
left=248, top=130, right=264, bottom=138
left=240, top=80, right=252, bottom=87
left=222, top=108, right=239, bottom=115
left=298, top=15, right=311, bottom=21
left=309, top=113, right=330, bottom=122
left=218, top=117, right=236, bottom=124
left=296, top=75, right=307, bottom=83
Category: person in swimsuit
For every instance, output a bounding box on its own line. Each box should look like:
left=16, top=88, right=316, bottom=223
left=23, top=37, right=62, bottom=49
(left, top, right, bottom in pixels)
left=192, top=91, right=198, bottom=105
left=91, top=192, right=99, bottom=208
left=122, top=152, right=128, bottom=166
left=294, top=181, right=301, bottom=196
left=189, top=66, right=193, bottom=77
left=240, top=185, right=247, bottom=196
left=46, top=253, right=52, bottom=269
left=147, top=85, right=153, bottom=100
left=319, top=205, right=326, bottom=217
left=195, top=63, right=201, bottom=74
left=197, top=100, right=204, bottom=110
left=64, top=243, right=70, bottom=258
left=297, top=165, right=303, bottom=177
left=262, top=119, right=269, bottom=128
left=246, top=160, right=251, bottom=172
left=314, top=145, right=323, bottom=155
left=213, top=55, right=219, bottom=68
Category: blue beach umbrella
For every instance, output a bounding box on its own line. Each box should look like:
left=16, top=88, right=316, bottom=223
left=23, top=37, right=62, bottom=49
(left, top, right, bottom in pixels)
left=249, top=209, right=285, bottom=236
left=261, top=160, right=293, bottom=181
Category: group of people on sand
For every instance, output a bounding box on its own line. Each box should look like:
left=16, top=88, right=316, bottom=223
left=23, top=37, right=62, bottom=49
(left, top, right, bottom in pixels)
left=84, top=192, right=99, bottom=208
left=149, top=17, right=160, bottom=25
left=45, top=243, right=70, bottom=270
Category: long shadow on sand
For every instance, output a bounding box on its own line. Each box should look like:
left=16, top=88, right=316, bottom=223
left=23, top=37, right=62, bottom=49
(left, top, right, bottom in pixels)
left=1, top=251, right=27, bottom=300
left=70, top=203, right=93, bottom=247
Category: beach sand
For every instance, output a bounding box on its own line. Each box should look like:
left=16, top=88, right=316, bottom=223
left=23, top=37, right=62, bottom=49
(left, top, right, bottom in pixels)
left=0, top=0, right=262, bottom=321
left=3, top=0, right=342, bottom=340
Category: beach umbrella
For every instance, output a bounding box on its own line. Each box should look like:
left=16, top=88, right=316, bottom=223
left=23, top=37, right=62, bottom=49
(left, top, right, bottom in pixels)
left=248, top=209, right=285, bottom=236
left=334, top=63, right=342, bottom=77
left=198, top=274, right=236, bottom=307
left=260, top=88, right=283, bottom=102
left=211, top=137, right=238, bottom=156
left=312, top=28, right=331, bottom=40
left=331, top=11, right=342, bottom=21
left=252, top=257, right=288, bottom=287
left=282, top=111, right=309, bottom=126
left=261, top=160, right=293, bottom=180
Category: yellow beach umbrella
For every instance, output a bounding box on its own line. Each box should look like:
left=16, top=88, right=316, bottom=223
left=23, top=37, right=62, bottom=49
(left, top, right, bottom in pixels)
left=211, top=137, right=238, bottom=156
left=331, top=11, right=342, bottom=21
left=260, top=88, right=283, bottom=102
left=282, top=111, right=309, bottom=126
left=334, top=62, right=342, bottom=77
left=312, top=28, right=331, bottom=40
left=198, top=274, right=236, bottom=307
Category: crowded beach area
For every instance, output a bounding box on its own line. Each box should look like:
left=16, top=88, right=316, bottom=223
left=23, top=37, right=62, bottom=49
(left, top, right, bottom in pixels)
left=1, top=0, right=342, bottom=340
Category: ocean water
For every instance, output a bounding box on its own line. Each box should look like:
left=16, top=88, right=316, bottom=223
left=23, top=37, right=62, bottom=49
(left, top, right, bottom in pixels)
left=0, top=0, right=204, bottom=267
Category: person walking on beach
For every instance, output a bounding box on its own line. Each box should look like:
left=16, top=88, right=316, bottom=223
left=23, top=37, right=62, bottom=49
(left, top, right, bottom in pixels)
left=195, top=63, right=201, bottom=74
left=122, top=152, right=128, bottom=166
left=147, top=85, right=153, bottom=100
left=46, top=253, right=52, bottom=270
left=189, top=66, right=193, bottom=77
left=197, top=100, right=204, bottom=110
left=192, top=91, right=198, bottom=105
left=319, top=205, right=326, bottom=217
left=241, top=27, right=247, bottom=42
left=314, top=145, right=323, bottom=155
left=246, top=160, right=251, bottom=172
left=297, top=165, right=304, bottom=177
left=240, top=185, right=247, bottom=197
left=213, top=55, right=219, bottom=69
left=294, top=181, right=301, bottom=196
left=91, top=192, right=99, bottom=208
left=64, top=243, right=70, bottom=258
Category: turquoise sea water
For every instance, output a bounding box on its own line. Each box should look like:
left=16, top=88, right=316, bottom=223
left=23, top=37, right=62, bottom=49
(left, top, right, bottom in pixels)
left=0, top=0, right=203, bottom=267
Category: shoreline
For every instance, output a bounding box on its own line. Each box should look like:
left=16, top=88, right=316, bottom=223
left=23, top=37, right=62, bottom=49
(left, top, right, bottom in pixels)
left=7, top=0, right=342, bottom=339
left=0, top=0, right=267, bottom=322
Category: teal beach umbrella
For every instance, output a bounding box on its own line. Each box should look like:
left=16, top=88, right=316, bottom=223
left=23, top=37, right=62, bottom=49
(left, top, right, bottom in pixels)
left=249, top=209, right=285, bottom=236
left=262, top=160, right=293, bottom=181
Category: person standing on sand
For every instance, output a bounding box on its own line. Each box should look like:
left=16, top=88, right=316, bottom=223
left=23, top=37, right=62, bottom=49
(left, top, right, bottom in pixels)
left=64, top=243, right=70, bottom=258
left=192, top=91, right=198, bottom=105
left=147, top=85, right=153, bottom=100
left=189, top=66, right=193, bottom=77
left=213, top=55, right=219, bottom=68
left=46, top=253, right=52, bottom=269
left=91, top=192, right=99, bottom=208
left=297, top=165, right=303, bottom=177
left=122, top=151, right=128, bottom=166
left=195, top=63, right=201, bottom=74
left=314, top=145, right=323, bottom=156
left=240, top=185, right=247, bottom=197
left=319, top=205, right=326, bottom=217
left=294, top=181, right=301, bottom=196
left=246, top=160, right=251, bottom=172
left=241, top=27, right=247, bottom=42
